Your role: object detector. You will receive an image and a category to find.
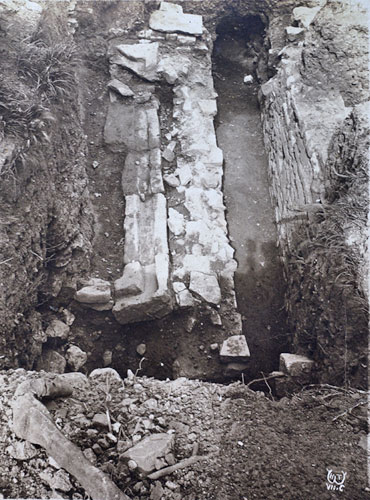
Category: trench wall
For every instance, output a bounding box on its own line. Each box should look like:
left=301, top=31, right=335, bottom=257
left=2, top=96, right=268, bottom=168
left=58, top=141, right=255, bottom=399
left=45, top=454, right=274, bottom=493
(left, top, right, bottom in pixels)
left=0, top=3, right=93, bottom=369
left=259, top=0, right=369, bottom=386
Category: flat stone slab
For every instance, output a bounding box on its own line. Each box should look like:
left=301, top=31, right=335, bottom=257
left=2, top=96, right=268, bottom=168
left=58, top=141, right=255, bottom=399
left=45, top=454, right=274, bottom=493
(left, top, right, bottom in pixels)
left=150, top=2, right=203, bottom=36
left=122, top=433, right=174, bottom=475
left=279, top=353, right=314, bottom=377
left=220, top=335, right=250, bottom=363
left=189, top=271, right=221, bottom=305
left=113, top=42, right=159, bottom=82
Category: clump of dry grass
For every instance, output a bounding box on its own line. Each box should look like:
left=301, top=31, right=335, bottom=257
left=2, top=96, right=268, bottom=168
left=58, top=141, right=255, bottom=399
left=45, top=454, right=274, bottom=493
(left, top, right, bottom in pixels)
left=17, top=36, right=78, bottom=100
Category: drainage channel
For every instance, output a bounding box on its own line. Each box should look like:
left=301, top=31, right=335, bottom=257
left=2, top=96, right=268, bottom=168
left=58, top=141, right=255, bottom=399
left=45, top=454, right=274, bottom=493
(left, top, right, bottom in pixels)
left=213, top=16, right=289, bottom=378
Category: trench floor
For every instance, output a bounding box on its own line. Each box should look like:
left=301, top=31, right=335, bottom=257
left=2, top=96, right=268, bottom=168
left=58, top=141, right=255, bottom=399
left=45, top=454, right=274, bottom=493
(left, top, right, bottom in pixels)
left=213, top=34, right=289, bottom=376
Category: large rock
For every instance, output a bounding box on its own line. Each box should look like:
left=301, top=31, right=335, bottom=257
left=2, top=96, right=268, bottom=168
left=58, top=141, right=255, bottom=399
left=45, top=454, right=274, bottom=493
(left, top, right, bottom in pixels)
left=75, top=278, right=111, bottom=304
left=220, top=335, right=250, bottom=363
left=112, top=43, right=159, bottom=82
left=149, top=2, right=203, bottom=36
left=189, top=271, right=221, bottom=305
left=121, top=433, right=174, bottom=475
left=45, top=319, right=70, bottom=340
left=65, top=345, right=88, bottom=371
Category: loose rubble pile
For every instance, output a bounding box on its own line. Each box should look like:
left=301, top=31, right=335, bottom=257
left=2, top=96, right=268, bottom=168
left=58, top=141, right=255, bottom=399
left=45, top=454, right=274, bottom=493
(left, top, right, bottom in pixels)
left=0, top=369, right=367, bottom=499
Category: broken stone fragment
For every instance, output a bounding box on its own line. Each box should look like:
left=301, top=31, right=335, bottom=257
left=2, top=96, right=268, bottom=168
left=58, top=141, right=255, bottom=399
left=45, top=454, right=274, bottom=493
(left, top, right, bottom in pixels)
left=92, top=413, right=109, bottom=429
left=175, top=288, right=194, bottom=308
left=45, top=319, right=70, bottom=340
left=65, top=345, right=88, bottom=371
left=168, top=208, right=185, bottom=236
left=219, top=335, right=250, bottom=363
left=40, top=469, right=72, bottom=492
left=177, top=34, right=196, bottom=45
left=6, top=441, right=38, bottom=461
left=149, top=2, right=203, bottom=36
left=121, top=433, right=174, bottom=475
left=36, top=350, right=66, bottom=374
left=108, top=79, right=134, bottom=97
left=285, top=26, right=305, bottom=42
left=163, top=173, right=180, bottom=188
left=279, top=353, right=314, bottom=378
left=162, top=146, right=175, bottom=162
left=75, top=278, right=111, bottom=304
left=114, top=262, right=144, bottom=298
left=293, top=5, right=322, bottom=28
left=189, top=271, right=221, bottom=305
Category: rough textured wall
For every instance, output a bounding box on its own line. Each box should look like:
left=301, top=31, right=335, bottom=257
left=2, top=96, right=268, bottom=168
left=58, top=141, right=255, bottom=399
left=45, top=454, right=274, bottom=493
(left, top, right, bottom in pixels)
left=259, top=0, right=369, bottom=387
left=0, top=1, right=93, bottom=370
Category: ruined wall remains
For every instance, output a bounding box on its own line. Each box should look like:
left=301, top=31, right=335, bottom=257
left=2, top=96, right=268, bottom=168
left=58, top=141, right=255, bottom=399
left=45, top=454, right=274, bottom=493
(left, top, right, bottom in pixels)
left=0, top=1, right=93, bottom=370
left=259, top=0, right=369, bottom=386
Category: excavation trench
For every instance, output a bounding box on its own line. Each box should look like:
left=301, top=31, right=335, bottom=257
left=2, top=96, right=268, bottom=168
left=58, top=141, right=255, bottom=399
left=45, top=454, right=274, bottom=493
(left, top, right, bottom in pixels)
left=35, top=5, right=289, bottom=386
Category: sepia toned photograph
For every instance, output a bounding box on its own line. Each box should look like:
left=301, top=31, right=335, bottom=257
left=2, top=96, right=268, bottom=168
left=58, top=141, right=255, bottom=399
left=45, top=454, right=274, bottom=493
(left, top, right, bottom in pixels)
left=0, top=0, right=368, bottom=498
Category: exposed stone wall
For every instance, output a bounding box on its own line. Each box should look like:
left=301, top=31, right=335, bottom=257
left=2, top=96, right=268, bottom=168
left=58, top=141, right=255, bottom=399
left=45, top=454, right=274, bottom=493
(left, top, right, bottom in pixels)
left=259, top=0, right=369, bottom=386
left=0, top=1, right=93, bottom=370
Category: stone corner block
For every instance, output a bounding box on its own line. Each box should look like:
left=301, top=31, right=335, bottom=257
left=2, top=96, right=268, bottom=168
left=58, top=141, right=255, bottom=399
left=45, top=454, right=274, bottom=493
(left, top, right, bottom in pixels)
left=220, top=335, right=250, bottom=363
left=279, top=353, right=314, bottom=377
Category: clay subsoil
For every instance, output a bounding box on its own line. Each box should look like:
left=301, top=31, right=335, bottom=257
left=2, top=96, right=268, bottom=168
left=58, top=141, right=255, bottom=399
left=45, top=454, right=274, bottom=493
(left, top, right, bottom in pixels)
left=0, top=370, right=368, bottom=499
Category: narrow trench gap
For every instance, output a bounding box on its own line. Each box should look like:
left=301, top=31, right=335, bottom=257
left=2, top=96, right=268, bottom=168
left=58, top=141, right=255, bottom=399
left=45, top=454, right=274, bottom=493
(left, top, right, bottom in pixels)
left=212, top=15, right=289, bottom=379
